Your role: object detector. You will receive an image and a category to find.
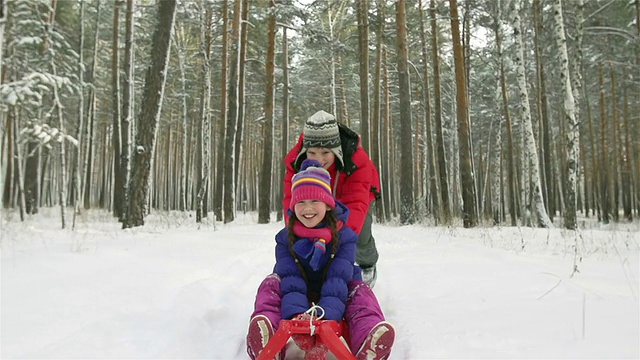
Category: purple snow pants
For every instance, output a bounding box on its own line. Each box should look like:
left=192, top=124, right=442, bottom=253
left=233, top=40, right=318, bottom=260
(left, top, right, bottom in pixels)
left=250, top=273, right=385, bottom=353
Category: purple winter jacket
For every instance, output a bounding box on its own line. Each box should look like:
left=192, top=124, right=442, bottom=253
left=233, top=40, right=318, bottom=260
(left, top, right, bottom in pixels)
left=274, top=200, right=362, bottom=321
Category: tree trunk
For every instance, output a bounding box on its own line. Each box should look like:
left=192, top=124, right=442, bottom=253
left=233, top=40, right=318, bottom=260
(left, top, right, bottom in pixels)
left=98, top=123, right=108, bottom=208
left=0, top=1, right=6, bottom=208
left=80, top=0, right=101, bottom=210
left=163, top=123, right=172, bottom=210
left=186, top=115, right=195, bottom=210
left=621, top=87, right=633, bottom=221
left=597, top=64, right=609, bottom=223
left=463, top=0, right=471, bottom=100
left=71, top=0, right=87, bottom=229
left=53, top=79, right=67, bottom=229
left=14, top=112, right=27, bottom=221
left=278, top=26, right=290, bottom=223
left=553, top=0, right=579, bottom=229
left=585, top=96, right=600, bottom=219
left=382, top=47, right=391, bottom=221
left=579, top=111, right=588, bottom=216
left=609, top=65, right=620, bottom=222
left=0, top=0, right=6, bottom=79
left=259, top=0, right=276, bottom=224
left=533, top=0, right=554, bottom=221
left=24, top=141, right=39, bottom=214
left=38, top=141, right=48, bottom=208
left=634, top=0, right=640, bottom=216
left=418, top=0, right=438, bottom=218
left=491, top=70, right=503, bottom=223
left=111, top=2, right=122, bottom=219
left=196, top=6, right=212, bottom=223
left=337, top=54, right=349, bottom=125
left=512, top=0, right=551, bottom=228
left=328, top=9, right=338, bottom=115
left=84, top=98, right=95, bottom=209
left=570, top=0, right=585, bottom=220
left=372, top=0, right=384, bottom=221
left=2, top=111, right=13, bottom=208
left=123, top=0, right=177, bottom=228
left=233, top=0, right=249, bottom=205
left=223, top=0, right=242, bottom=223
left=357, top=0, right=370, bottom=153
left=429, top=0, right=451, bottom=224
left=394, top=0, right=415, bottom=225
left=119, top=0, right=135, bottom=221
left=214, top=0, right=229, bottom=221
left=449, top=0, right=478, bottom=228
left=173, top=27, right=188, bottom=212
left=496, top=14, right=518, bottom=226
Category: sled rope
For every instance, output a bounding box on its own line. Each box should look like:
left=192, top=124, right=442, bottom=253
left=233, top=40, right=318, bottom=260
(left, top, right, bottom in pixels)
left=304, top=304, right=325, bottom=335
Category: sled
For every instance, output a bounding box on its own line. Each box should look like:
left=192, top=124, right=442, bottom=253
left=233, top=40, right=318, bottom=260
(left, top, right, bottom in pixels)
left=256, top=318, right=356, bottom=360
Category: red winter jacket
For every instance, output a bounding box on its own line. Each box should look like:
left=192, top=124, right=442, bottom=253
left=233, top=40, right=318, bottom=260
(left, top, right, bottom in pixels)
left=283, top=124, right=381, bottom=235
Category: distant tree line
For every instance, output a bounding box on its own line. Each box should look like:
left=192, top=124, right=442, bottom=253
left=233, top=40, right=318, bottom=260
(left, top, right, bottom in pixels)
left=1, top=0, right=638, bottom=230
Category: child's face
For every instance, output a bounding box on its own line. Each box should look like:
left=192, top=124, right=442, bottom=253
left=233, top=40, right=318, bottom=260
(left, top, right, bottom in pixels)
left=306, top=147, right=335, bottom=169
left=294, top=199, right=330, bottom=228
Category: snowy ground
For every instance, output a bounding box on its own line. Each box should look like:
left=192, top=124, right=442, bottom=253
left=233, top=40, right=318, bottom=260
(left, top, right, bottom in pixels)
left=1, top=209, right=638, bottom=359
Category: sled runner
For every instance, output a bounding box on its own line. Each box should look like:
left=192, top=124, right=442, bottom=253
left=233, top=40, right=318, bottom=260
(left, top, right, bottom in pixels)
left=256, top=318, right=356, bottom=360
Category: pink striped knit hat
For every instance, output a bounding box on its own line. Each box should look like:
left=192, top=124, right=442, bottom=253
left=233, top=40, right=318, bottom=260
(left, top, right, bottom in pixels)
left=289, top=159, right=336, bottom=210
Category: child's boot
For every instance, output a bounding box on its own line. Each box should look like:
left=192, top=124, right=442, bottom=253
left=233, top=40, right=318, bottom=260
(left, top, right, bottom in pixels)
left=354, top=321, right=395, bottom=360
left=361, top=265, right=377, bottom=288
left=246, top=315, right=279, bottom=360
left=345, top=281, right=387, bottom=354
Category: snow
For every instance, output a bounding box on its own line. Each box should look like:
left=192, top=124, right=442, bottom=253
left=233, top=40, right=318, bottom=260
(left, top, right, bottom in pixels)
left=1, top=209, right=638, bottom=359
left=306, top=110, right=335, bottom=125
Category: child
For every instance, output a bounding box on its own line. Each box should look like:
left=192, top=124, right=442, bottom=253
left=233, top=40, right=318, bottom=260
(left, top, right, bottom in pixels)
left=283, top=110, right=381, bottom=287
left=247, top=159, right=394, bottom=360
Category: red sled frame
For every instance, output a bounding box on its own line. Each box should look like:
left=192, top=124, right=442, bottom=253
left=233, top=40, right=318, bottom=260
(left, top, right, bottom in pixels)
left=256, top=319, right=356, bottom=360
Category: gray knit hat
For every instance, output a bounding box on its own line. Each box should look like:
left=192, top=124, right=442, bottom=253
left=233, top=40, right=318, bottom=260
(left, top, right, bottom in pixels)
left=297, top=110, right=344, bottom=168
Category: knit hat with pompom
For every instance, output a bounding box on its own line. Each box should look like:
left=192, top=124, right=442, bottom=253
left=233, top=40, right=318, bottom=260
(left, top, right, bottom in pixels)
left=296, top=110, right=344, bottom=168
left=289, top=158, right=336, bottom=211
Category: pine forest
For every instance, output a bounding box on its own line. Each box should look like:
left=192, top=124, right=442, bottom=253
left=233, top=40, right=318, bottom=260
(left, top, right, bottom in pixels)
left=0, top=0, right=638, bottom=230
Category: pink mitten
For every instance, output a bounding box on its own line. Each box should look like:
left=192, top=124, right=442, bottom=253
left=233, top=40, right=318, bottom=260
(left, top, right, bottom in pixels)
left=294, top=313, right=312, bottom=321
left=292, top=313, right=316, bottom=351
left=304, top=340, right=329, bottom=360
